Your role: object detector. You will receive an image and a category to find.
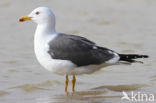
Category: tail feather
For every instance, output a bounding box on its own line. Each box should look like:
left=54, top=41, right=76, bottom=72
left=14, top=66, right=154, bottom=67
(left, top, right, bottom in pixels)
left=119, top=54, right=149, bottom=63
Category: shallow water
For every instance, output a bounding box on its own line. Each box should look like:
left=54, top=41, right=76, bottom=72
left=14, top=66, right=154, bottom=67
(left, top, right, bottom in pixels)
left=0, top=0, right=156, bottom=103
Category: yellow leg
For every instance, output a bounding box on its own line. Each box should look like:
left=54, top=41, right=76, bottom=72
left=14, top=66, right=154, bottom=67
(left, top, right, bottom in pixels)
left=72, top=75, right=76, bottom=92
left=64, top=75, right=68, bottom=92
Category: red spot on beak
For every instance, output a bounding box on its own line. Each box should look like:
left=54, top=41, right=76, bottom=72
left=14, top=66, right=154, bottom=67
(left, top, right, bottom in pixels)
left=19, top=18, right=24, bottom=22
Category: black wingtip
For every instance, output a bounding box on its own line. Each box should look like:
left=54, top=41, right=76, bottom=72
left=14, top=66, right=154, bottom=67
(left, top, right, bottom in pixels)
left=119, top=54, right=149, bottom=63
left=141, top=55, right=149, bottom=58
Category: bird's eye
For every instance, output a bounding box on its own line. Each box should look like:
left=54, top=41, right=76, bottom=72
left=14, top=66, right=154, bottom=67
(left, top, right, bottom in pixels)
left=35, top=11, right=40, bottom=15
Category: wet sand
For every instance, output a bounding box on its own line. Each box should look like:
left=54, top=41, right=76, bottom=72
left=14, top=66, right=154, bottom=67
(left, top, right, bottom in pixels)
left=0, top=0, right=156, bottom=103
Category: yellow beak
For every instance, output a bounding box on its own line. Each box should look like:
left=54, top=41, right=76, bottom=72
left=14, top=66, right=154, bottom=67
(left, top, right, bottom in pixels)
left=19, top=16, right=32, bottom=22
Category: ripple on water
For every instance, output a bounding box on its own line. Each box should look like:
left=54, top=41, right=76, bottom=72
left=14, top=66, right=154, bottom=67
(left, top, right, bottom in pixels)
left=36, top=90, right=119, bottom=103
left=8, top=69, right=19, bottom=73
left=0, top=91, right=8, bottom=96
left=0, top=2, right=11, bottom=8
left=88, top=18, right=113, bottom=25
left=91, top=84, right=146, bottom=92
left=11, top=81, right=57, bottom=92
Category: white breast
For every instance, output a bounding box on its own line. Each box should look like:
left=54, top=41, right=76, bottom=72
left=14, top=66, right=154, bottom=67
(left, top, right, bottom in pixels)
left=34, top=32, right=76, bottom=75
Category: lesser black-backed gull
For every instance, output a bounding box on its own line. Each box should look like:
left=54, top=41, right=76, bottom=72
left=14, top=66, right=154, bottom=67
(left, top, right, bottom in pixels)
left=19, top=7, right=148, bottom=92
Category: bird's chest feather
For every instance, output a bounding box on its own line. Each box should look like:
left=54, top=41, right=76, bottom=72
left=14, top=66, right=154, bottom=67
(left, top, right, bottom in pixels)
left=34, top=34, right=77, bottom=74
left=34, top=34, right=56, bottom=63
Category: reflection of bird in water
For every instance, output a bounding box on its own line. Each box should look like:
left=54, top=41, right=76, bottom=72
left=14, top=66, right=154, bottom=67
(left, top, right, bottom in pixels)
left=121, top=91, right=130, bottom=101
left=19, top=7, right=149, bottom=92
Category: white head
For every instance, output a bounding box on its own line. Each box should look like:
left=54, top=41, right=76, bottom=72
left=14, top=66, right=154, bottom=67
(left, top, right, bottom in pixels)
left=19, top=7, right=56, bottom=25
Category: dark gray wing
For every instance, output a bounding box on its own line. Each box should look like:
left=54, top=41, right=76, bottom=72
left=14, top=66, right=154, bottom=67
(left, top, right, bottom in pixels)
left=48, top=33, right=115, bottom=66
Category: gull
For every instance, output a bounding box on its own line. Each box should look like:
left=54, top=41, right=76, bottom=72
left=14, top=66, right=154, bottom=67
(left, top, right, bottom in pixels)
left=19, top=7, right=148, bottom=92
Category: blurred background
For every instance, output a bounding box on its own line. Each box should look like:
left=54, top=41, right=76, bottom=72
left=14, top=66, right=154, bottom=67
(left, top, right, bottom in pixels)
left=0, top=0, right=155, bottom=103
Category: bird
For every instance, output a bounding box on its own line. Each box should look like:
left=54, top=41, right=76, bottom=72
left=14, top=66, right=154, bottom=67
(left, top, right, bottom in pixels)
left=19, top=7, right=148, bottom=92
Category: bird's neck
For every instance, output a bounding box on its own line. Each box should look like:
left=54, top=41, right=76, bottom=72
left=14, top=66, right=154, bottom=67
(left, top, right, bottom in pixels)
left=34, top=23, right=58, bottom=62
left=35, top=23, right=56, bottom=35
left=34, top=23, right=57, bottom=50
